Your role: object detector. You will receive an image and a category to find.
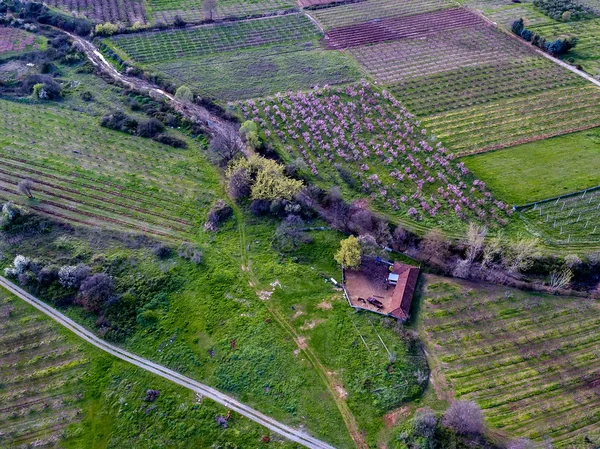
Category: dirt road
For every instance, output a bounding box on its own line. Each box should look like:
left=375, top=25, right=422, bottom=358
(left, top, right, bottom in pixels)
left=0, top=275, right=337, bottom=449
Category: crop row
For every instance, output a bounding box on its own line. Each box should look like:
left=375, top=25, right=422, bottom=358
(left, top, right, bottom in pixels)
left=422, top=85, right=600, bottom=154
left=239, top=82, right=511, bottom=227
left=323, top=7, right=481, bottom=49
left=0, top=161, right=191, bottom=225
left=110, top=13, right=320, bottom=64
left=0, top=294, right=87, bottom=448
left=348, top=23, right=531, bottom=83
left=156, top=47, right=361, bottom=101
left=0, top=27, right=39, bottom=54
left=44, top=0, right=148, bottom=24
left=150, top=0, right=297, bottom=23
left=520, top=189, right=600, bottom=244
left=309, top=0, right=453, bottom=30
left=389, top=58, right=584, bottom=115
left=422, top=280, right=600, bottom=446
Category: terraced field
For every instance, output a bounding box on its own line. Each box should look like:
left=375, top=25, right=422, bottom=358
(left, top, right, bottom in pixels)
left=147, top=0, right=297, bottom=23
left=0, top=289, right=88, bottom=448
left=0, top=99, right=218, bottom=238
left=420, top=277, right=600, bottom=448
left=44, top=0, right=147, bottom=24
left=309, top=0, right=453, bottom=30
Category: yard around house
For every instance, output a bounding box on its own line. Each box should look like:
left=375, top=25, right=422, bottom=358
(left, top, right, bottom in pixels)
left=461, top=127, right=600, bottom=205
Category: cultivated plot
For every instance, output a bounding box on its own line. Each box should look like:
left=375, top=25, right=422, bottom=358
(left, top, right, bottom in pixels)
left=0, top=100, right=218, bottom=238
left=238, top=82, right=512, bottom=228
left=0, top=289, right=88, bottom=448
left=0, top=27, right=44, bottom=55
left=421, top=277, right=600, bottom=448
left=309, top=0, right=453, bottom=30
left=109, top=14, right=321, bottom=64
left=44, top=0, right=148, bottom=24
left=156, top=47, right=361, bottom=101
left=148, top=0, right=297, bottom=23
left=345, top=7, right=600, bottom=154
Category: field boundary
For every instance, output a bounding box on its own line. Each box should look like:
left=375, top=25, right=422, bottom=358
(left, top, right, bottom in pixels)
left=515, top=185, right=600, bottom=211
left=0, top=276, right=337, bottom=449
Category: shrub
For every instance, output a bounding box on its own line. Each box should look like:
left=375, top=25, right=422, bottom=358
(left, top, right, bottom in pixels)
left=204, top=200, right=233, bottom=232
left=240, top=120, right=260, bottom=150
left=0, top=202, right=26, bottom=229
left=100, top=111, right=138, bottom=133
left=413, top=408, right=438, bottom=439
left=95, top=22, right=119, bottom=36
left=228, top=168, right=252, bottom=201
left=151, top=133, right=187, bottom=148
left=173, top=15, right=186, bottom=27
left=174, top=85, right=194, bottom=102
left=137, top=118, right=164, bottom=138
left=77, top=273, right=115, bottom=313
left=178, top=243, right=202, bottom=264
left=442, top=401, right=484, bottom=435
left=80, top=91, right=94, bottom=102
left=4, top=255, right=31, bottom=278
left=23, top=75, right=62, bottom=100
left=58, top=264, right=91, bottom=289
left=152, top=244, right=173, bottom=259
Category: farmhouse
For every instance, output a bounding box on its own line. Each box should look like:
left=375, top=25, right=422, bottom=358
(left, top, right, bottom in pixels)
left=343, top=259, right=420, bottom=321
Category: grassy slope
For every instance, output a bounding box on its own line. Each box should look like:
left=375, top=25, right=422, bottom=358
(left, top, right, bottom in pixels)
left=0, top=288, right=298, bottom=449
left=462, top=127, right=600, bottom=204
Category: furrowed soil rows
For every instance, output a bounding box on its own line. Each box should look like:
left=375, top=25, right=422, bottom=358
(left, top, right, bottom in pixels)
left=309, top=0, right=453, bottom=30
left=324, top=8, right=481, bottom=49
left=0, top=27, right=42, bottom=54
left=44, top=0, right=148, bottom=24
left=0, top=99, right=218, bottom=238
left=0, top=291, right=88, bottom=448
left=148, top=0, right=297, bottom=23
left=420, top=277, right=600, bottom=448
left=110, top=14, right=320, bottom=64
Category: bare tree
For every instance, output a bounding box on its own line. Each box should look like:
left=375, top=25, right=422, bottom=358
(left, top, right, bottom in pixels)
left=481, top=234, right=504, bottom=268
left=413, top=408, right=438, bottom=438
left=549, top=267, right=573, bottom=292
left=442, top=400, right=484, bottom=435
left=208, top=128, right=244, bottom=168
left=274, top=215, right=311, bottom=251
left=17, top=178, right=34, bottom=199
left=419, top=229, right=449, bottom=263
left=203, top=0, right=217, bottom=21
left=502, top=236, right=540, bottom=274
left=465, top=223, right=487, bottom=263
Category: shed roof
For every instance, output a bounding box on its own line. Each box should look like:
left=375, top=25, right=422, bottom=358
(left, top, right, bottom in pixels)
left=388, top=262, right=420, bottom=320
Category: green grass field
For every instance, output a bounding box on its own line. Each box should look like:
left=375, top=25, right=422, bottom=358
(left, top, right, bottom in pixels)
left=462, top=127, right=600, bottom=205
left=419, top=276, right=600, bottom=448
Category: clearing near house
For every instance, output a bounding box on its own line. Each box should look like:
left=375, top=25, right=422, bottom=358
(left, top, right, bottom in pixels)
left=419, top=276, right=600, bottom=448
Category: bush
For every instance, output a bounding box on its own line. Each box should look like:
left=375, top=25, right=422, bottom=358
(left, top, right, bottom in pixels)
left=178, top=242, right=202, bottom=264
left=58, top=264, right=91, bottom=289
left=80, top=91, right=94, bottom=102
left=0, top=201, right=27, bottom=229
left=4, top=255, right=31, bottom=278
left=151, top=133, right=187, bottom=148
left=95, top=22, right=119, bottom=36
left=173, top=14, right=186, bottom=27
left=77, top=273, right=115, bottom=313
left=100, top=111, right=138, bottom=133
left=204, top=200, right=233, bottom=232
left=442, top=401, right=484, bottom=435
left=23, top=75, right=62, bottom=100
left=137, top=118, right=164, bottom=138
left=174, top=85, right=193, bottom=102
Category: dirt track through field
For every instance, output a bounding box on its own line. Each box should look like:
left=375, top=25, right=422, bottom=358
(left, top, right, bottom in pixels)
left=0, top=276, right=337, bottom=449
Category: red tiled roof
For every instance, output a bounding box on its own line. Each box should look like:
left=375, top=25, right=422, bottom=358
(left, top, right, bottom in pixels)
left=389, top=263, right=419, bottom=320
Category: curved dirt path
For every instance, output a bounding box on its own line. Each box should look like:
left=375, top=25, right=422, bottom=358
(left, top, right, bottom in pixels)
left=0, top=275, right=337, bottom=449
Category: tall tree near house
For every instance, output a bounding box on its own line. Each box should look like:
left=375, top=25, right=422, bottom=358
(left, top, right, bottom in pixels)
left=17, top=178, right=34, bottom=199
left=334, top=235, right=362, bottom=270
